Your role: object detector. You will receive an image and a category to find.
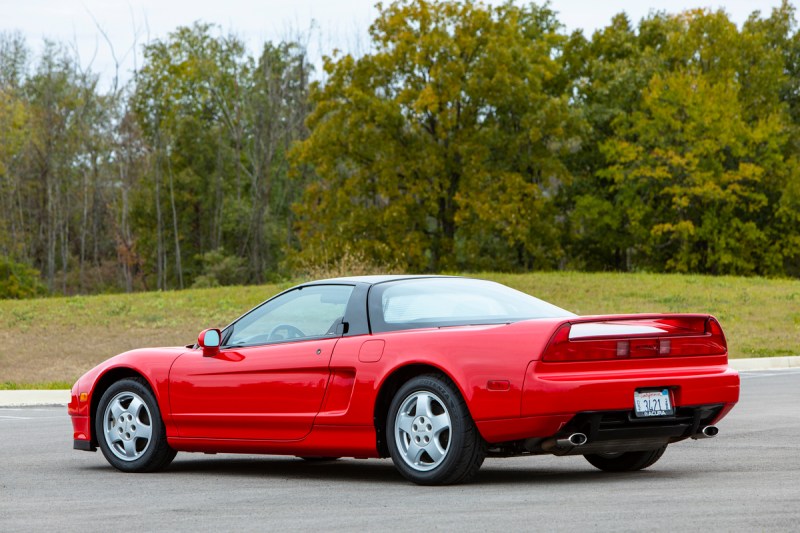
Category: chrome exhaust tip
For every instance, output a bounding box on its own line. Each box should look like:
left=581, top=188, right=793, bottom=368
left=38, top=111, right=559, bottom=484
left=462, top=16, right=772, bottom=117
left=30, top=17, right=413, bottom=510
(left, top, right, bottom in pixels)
left=555, top=432, right=588, bottom=448
left=693, top=425, right=719, bottom=439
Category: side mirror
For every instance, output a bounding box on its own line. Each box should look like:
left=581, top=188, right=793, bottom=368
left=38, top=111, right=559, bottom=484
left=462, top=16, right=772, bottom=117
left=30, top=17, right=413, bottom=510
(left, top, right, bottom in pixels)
left=198, top=328, right=221, bottom=357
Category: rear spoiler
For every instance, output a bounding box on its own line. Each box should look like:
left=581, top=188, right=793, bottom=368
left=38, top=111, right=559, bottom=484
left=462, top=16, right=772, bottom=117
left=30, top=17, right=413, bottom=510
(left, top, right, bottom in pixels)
left=541, top=314, right=727, bottom=362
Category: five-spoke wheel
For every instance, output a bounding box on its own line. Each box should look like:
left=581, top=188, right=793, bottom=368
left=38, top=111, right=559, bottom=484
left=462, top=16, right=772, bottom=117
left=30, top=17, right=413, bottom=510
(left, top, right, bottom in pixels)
left=95, top=378, right=176, bottom=472
left=394, top=391, right=452, bottom=471
left=387, top=374, right=485, bottom=485
left=102, top=391, right=153, bottom=461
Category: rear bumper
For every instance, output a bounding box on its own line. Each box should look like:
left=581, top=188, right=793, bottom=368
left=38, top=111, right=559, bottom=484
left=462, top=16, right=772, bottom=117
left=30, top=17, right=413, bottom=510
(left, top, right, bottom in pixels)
left=476, top=360, right=739, bottom=444
left=534, top=403, right=730, bottom=455
left=522, top=360, right=739, bottom=417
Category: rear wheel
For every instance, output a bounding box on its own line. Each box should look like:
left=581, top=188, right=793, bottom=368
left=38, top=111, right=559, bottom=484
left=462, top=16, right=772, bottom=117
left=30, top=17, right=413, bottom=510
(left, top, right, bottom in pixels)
left=584, top=445, right=667, bottom=472
left=387, top=374, right=485, bottom=485
left=95, top=378, right=176, bottom=473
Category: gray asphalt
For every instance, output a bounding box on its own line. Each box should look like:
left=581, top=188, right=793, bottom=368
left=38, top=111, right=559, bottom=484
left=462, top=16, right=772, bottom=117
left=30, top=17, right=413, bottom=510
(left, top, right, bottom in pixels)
left=1, top=371, right=799, bottom=532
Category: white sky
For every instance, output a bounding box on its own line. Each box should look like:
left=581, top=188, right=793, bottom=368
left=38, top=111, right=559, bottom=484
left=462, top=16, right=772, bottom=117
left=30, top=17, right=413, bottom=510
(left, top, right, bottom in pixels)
left=0, top=0, right=789, bottom=90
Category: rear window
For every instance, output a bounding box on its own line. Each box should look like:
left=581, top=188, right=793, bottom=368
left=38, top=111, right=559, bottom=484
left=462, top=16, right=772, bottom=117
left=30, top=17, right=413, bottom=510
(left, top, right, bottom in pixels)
left=368, top=278, right=574, bottom=333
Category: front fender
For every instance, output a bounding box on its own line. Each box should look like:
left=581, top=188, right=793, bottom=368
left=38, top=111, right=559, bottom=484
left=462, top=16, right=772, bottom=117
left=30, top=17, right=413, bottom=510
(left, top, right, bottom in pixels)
left=68, top=347, right=188, bottom=440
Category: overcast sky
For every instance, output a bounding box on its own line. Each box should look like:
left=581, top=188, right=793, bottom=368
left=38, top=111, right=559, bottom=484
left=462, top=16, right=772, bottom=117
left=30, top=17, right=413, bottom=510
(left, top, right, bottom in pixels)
left=0, top=0, right=788, bottom=89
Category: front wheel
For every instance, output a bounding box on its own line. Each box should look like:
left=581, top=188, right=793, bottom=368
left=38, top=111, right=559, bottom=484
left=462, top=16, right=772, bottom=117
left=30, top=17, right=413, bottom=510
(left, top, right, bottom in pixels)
left=95, top=377, right=176, bottom=473
left=387, top=374, right=485, bottom=485
left=584, top=445, right=668, bottom=472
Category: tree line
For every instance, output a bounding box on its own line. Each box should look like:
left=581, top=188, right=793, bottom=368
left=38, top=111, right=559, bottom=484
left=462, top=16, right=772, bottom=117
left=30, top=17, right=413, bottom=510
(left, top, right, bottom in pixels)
left=1, top=0, right=799, bottom=298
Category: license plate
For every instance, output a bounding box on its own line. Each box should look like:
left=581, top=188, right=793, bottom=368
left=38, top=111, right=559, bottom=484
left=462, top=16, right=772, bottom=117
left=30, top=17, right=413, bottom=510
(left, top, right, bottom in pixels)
left=634, top=389, right=674, bottom=417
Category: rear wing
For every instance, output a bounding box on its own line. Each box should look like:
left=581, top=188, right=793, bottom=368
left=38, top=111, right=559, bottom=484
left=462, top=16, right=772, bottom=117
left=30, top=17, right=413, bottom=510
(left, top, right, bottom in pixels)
left=541, top=314, right=727, bottom=362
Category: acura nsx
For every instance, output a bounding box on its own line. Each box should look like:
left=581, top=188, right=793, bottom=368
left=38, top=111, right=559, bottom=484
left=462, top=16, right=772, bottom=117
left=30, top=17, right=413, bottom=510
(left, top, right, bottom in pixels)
left=69, top=276, right=739, bottom=484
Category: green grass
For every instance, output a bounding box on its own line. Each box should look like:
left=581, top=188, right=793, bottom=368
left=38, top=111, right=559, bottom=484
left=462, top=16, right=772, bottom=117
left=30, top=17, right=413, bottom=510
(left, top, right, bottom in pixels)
left=0, top=272, right=797, bottom=387
left=0, top=381, right=74, bottom=390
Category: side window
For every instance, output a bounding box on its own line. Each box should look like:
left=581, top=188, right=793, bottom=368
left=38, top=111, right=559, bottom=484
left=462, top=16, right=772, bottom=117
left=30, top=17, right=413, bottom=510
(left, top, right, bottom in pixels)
left=224, top=285, right=354, bottom=347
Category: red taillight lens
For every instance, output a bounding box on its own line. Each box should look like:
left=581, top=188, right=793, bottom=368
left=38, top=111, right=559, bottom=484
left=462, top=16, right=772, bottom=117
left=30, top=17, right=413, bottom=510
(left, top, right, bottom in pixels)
left=541, top=317, right=727, bottom=362
left=542, top=324, right=622, bottom=361
left=667, top=317, right=727, bottom=356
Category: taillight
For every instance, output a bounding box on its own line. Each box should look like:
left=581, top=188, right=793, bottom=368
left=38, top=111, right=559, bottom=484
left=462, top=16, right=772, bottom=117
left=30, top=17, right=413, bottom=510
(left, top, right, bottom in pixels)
left=542, top=324, right=627, bottom=362
left=654, top=317, right=727, bottom=357
left=541, top=317, right=727, bottom=362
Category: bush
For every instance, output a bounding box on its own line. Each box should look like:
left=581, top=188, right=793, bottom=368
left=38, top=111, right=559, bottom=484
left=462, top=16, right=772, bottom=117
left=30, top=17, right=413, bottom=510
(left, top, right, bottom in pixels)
left=0, top=257, right=47, bottom=299
left=191, top=248, right=247, bottom=288
left=290, top=249, right=401, bottom=280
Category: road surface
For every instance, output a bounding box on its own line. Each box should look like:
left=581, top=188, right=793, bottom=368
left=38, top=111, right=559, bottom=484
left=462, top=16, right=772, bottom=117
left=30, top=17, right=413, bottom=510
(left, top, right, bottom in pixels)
left=1, top=370, right=798, bottom=532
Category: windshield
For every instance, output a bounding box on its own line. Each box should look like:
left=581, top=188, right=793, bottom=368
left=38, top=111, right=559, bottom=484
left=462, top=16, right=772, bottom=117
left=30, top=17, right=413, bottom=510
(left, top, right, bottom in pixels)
left=368, top=278, right=574, bottom=333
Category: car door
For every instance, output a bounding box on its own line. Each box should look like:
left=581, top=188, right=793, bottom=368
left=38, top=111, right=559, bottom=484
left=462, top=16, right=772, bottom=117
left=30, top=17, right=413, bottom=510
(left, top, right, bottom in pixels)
left=169, top=284, right=354, bottom=441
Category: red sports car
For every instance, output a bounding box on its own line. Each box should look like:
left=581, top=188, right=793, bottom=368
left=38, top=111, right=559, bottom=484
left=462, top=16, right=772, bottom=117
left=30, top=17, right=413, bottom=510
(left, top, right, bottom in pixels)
left=69, top=276, right=739, bottom=485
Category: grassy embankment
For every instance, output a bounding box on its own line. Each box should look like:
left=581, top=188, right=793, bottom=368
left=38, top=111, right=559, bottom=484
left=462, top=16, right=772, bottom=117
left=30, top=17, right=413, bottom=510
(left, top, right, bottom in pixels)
left=1, top=272, right=798, bottom=388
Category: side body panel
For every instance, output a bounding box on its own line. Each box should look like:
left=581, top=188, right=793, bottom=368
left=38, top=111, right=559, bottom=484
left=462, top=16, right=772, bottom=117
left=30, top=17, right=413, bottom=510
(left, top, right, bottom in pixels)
left=323, top=321, right=556, bottom=428
left=168, top=338, right=339, bottom=440
left=164, top=321, right=553, bottom=457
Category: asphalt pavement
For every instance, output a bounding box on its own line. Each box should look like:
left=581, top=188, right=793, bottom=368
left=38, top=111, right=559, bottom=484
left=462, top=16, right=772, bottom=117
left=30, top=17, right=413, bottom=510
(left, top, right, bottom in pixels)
left=1, top=369, right=799, bottom=532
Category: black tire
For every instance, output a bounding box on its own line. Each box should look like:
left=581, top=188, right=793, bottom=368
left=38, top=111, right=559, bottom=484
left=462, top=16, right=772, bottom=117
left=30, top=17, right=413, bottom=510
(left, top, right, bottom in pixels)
left=584, top=445, right=668, bottom=472
left=386, top=374, right=485, bottom=485
left=95, top=377, right=177, bottom=473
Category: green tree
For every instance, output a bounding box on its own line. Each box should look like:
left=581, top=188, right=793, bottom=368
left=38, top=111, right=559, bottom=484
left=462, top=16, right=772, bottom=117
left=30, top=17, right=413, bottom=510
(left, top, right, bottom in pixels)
left=560, top=12, right=680, bottom=270
left=0, top=88, right=29, bottom=255
left=0, top=37, right=121, bottom=295
left=596, top=7, right=799, bottom=275
left=131, top=24, right=310, bottom=288
left=292, top=0, right=579, bottom=272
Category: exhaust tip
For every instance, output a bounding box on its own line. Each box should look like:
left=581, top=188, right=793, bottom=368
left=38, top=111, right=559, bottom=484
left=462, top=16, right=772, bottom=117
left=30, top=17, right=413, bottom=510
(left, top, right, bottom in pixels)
left=555, top=432, right=588, bottom=447
left=570, top=432, right=588, bottom=446
left=701, top=425, right=719, bottom=438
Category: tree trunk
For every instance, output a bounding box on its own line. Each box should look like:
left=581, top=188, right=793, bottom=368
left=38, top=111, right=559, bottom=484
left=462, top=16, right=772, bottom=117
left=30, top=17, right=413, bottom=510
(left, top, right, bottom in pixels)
left=167, top=160, right=183, bottom=289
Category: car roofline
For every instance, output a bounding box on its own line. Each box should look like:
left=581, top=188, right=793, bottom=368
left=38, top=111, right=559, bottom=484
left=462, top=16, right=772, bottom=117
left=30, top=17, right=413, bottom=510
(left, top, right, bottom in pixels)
left=304, top=274, right=465, bottom=286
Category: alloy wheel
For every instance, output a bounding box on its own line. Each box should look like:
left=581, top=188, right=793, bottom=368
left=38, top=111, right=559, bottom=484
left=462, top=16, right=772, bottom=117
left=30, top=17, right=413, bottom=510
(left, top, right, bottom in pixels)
left=102, top=391, right=153, bottom=461
left=393, top=390, right=452, bottom=472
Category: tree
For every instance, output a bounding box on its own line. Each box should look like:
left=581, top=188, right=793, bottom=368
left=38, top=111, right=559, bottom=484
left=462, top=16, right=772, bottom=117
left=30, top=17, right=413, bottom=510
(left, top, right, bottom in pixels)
left=559, top=12, right=680, bottom=270
left=0, top=36, right=121, bottom=295
left=595, top=7, right=799, bottom=275
left=131, top=23, right=310, bottom=289
left=292, top=0, right=580, bottom=272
